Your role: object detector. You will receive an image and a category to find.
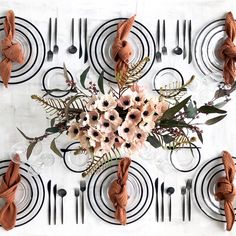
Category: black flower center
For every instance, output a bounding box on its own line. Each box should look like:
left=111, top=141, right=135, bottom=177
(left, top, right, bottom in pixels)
left=154, top=112, right=158, bottom=116
left=92, top=115, right=98, bottom=121
left=73, top=128, right=79, bottom=134
left=103, top=100, right=109, bottom=107
left=115, top=138, right=119, bottom=142
left=124, top=128, right=129, bottom=133
left=137, top=133, right=142, bottom=139
left=129, top=114, right=136, bottom=120
left=143, top=111, right=149, bottom=116
left=83, top=117, right=87, bottom=121
left=123, top=100, right=130, bottom=106
left=135, top=97, right=140, bottom=102
left=125, top=143, right=131, bottom=148
left=104, top=137, right=109, bottom=143
left=110, top=115, right=115, bottom=121
left=104, top=122, right=109, bottom=128
left=93, top=131, right=99, bottom=137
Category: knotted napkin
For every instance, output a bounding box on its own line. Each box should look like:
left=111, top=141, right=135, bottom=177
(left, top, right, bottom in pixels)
left=215, top=151, right=236, bottom=231
left=0, top=154, right=21, bottom=230
left=108, top=157, right=131, bottom=225
left=219, top=12, right=236, bottom=85
left=0, top=10, right=24, bottom=87
left=112, top=16, right=135, bottom=82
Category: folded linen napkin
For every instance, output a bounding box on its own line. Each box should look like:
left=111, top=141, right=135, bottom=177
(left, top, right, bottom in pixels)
left=112, top=16, right=135, bottom=83
left=215, top=151, right=236, bottom=231
left=0, top=10, right=24, bottom=87
left=108, top=157, right=131, bottom=225
left=219, top=12, right=236, bottom=85
left=0, top=154, right=21, bottom=230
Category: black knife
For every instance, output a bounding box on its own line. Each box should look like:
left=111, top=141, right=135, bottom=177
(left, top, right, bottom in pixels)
left=79, top=18, right=82, bottom=59
left=84, top=18, right=88, bottom=63
left=155, top=178, right=159, bottom=222
left=47, top=180, right=51, bottom=225
left=188, top=20, right=192, bottom=64
left=183, top=20, right=186, bottom=59
left=53, top=184, right=57, bottom=225
left=161, top=182, right=164, bottom=222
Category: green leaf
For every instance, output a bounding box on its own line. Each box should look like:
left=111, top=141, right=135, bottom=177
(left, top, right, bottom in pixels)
left=80, top=66, right=90, bottom=89
left=196, top=130, right=203, bottom=143
left=205, top=114, right=227, bottom=125
left=17, top=128, right=34, bottom=141
left=160, top=119, right=191, bottom=128
left=46, top=127, right=60, bottom=133
left=185, top=101, right=197, bottom=118
left=162, top=134, right=175, bottom=144
left=26, top=142, right=37, bottom=160
left=147, top=135, right=162, bottom=148
left=161, top=96, right=192, bottom=120
left=50, top=138, right=62, bottom=157
left=214, top=101, right=229, bottom=109
left=198, top=105, right=226, bottom=114
left=98, top=71, right=105, bottom=94
left=50, top=117, right=56, bottom=127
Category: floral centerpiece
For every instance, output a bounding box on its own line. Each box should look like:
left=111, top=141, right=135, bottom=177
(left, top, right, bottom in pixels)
left=18, top=16, right=236, bottom=177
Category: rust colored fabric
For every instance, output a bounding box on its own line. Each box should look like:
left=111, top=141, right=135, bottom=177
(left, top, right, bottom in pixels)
left=108, top=157, right=131, bottom=225
left=0, top=10, right=24, bottom=87
left=219, top=12, right=236, bottom=85
left=0, top=154, right=21, bottom=230
left=111, top=16, right=135, bottom=82
left=215, top=151, right=236, bottom=231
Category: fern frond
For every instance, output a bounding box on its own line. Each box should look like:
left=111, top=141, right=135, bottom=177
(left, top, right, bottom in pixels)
left=116, top=57, right=150, bottom=88
left=31, top=95, right=67, bottom=117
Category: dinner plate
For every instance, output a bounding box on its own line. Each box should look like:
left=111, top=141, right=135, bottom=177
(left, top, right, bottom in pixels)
left=62, top=142, right=93, bottom=173
left=42, top=67, right=74, bottom=98
left=194, top=19, right=228, bottom=81
left=153, top=67, right=184, bottom=98
left=87, top=158, right=154, bottom=224
left=194, top=156, right=236, bottom=222
left=0, top=160, right=45, bottom=227
left=89, top=18, right=155, bottom=83
left=0, top=16, right=46, bottom=84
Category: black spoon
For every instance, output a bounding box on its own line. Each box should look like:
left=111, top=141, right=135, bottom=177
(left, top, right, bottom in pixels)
left=58, top=189, right=67, bottom=224
left=166, top=187, right=175, bottom=222
left=68, top=18, right=77, bottom=54
left=155, top=178, right=159, bottom=222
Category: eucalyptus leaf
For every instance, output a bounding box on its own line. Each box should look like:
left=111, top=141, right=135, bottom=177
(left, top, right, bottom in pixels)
left=214, top=100, right=229, bottom=109
left=80, top=66, right=90, bottom=89
left=185, top=101, right=197, bottom=118
left=161, top=96, right=191, bottom=120
left=50, top=138, right=62, bottom=157
left=50, top=117, right=56, bottom=127
left=98, top=71, right=105, bottom=94
left=163, top=134, right=175, bottom=144
left=198, top=105, right=226, bottom=114
left=26, top=142, right=37, bottom=160
left=205, top=114, right=227, bottom=125
left=46, top=127, right=60, bottom=133
left=213, top=89, right=227, bottom=99
left=160, top=119, right=191, bottom=128
left=147, top=135, right=162, bottom=148
left=63, top=63, right=70, bottom=82
left=196, top=130, right=203, bottom=143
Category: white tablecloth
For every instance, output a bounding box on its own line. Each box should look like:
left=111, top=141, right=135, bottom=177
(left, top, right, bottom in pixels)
left=1, top=0, right=236, bottom=235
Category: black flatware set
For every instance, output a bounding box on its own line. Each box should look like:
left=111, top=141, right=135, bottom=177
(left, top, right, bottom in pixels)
left=155, top=178, right=192, bottom=222
left=47, top=18, right=88, bottom=63
left=47, top=180, right=87, bottom=225
left=156, top=19, right=192, bottom=63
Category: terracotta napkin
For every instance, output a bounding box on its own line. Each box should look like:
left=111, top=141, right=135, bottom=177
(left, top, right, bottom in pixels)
left=219, top=12, right=236, bottom=85
left=0, top=10, right=24, bottom=87
left=0, top=154, right=21, bottom=230
left=108, top=157, right=131, bottom=225
left=112, top=16, right=135, bottom=82
left=215, top=151, right=236, bottom=231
